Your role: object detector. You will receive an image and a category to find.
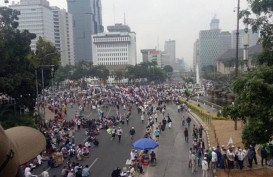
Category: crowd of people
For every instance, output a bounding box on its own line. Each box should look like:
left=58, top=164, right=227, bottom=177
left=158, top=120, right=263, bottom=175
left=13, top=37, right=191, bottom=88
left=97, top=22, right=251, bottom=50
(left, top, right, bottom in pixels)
left=22, top=83, right=190, bottom=177
left=21, top=82, right=273, bottom=177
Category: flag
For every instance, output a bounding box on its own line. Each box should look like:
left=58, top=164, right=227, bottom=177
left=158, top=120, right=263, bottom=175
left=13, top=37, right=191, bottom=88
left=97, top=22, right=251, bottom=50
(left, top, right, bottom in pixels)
left=227, top=136, right=233, bottom=147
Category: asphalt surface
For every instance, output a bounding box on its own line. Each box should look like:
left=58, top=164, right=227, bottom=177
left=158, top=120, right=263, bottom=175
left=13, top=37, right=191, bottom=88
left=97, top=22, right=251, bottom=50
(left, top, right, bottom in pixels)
left=33, top=102, right=207, bottom=177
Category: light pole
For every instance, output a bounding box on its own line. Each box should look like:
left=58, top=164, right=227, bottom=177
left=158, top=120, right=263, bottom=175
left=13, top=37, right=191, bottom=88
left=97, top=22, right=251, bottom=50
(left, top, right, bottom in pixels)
left=243, top=15, right=249, bottom=72
left=235, top=0, right=240, bottom=77
left=35, top=51, right=59, bottom=118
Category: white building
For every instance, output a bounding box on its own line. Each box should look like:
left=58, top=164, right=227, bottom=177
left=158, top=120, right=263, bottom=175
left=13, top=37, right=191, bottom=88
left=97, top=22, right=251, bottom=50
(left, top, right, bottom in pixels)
left=10, top=0, right=55, bottom=50
left=92, top=24, right=137, bottom=66
left=52, top=6, right=75, bottom=66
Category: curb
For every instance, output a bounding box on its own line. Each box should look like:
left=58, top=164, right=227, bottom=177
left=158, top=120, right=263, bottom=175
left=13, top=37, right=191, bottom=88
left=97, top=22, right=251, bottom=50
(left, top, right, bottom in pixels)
left=188, top=111, right=211, bottom=149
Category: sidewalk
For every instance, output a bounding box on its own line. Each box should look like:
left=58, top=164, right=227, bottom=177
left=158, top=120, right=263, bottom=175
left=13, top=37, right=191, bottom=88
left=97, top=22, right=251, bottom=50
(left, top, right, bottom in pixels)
left=188, top=100, right=273, bottom=177
left=216, top=167, right=273, bottom=177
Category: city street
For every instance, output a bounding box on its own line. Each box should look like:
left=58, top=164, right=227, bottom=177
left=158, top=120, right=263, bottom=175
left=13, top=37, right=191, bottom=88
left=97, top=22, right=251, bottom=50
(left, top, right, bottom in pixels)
left=34, top=102, right=205, bottom=177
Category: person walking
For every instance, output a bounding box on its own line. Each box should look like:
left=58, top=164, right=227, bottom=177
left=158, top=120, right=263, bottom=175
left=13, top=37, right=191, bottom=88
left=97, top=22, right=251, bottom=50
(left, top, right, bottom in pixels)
left=261, top=146, right=268, bottom=166
left=202, top=157, right=208, bottom=177
left=126, top=117, right=129, bottom=126
left=188, top=148, right=193, bottom=168
left=141, top=114, right=144, bottom=124
left=167, top=115, right=172, bottom=128
left=154, top=127, right=161, bottom=142
left=111, top=126, right=116, bottom=141
left=186, top=116, right=191, bottom=127
left=129, top=127, right=136, bottom=141
left=191, top=151, right=197, bottom=174
left=117, top=127, right=123, bottom=143
left=184, top=128, right=189, bottom=143
left=248, top=147, right=255, bottom=168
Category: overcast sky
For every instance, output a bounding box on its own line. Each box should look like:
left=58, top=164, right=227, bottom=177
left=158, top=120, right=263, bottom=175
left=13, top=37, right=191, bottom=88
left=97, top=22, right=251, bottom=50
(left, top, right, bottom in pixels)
left=2, top=0, right=249, bottom=67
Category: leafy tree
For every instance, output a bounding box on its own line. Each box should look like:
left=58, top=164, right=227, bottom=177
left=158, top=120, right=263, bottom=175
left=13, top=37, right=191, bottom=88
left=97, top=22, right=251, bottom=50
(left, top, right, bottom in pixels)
left=0, top=7, right=40, bottom=128
left=241, top=0, right=273, bottom=66
left=223, top=0, right=273, bottom=145
left=93, top=65, right=109, bottom=83
left=224, top=67, right=273, bottom=145
left=113, top=70, right=124, bottom=84
left=163, top=65, right=173, bottom=73
left=0, top=7, right=37, bottom=111
left=54, top=65, right=74, bottom=84
left=32, top=37, right=61, bottom=89
left=0, top=7, right=19, bottom=29
left=146, top=67, right=166, bottom=82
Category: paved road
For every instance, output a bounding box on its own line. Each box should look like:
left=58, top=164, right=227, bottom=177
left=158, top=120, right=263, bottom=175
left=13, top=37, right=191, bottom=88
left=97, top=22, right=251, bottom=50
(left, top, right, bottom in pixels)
left=34, top=102, right=207, bottom=177
left=145, top=104, right=204, bottom=177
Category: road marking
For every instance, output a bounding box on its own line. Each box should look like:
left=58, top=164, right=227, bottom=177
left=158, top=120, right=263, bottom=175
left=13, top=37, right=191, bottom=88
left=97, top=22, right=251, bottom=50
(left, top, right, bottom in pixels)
left=106, top=107, right=112, bottom=117
left=88, top=158, right=98, bottom=170
left=38, top=167, right=51, bottom=176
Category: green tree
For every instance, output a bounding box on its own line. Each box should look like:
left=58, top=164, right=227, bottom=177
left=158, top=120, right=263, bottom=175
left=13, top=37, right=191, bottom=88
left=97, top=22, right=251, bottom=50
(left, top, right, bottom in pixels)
left=163, top=65, right=173, bottom=73
left=223, top=0, right=273, bottom=145
left=224, top=67, right=273, bottom=145
left=113, top=70, right=124, bottom=84
left=0, top=7, right=38, bottom=128
left=54, top=65, right=74, bottom=84
left=32, top=37, right=61, bottom=90
left=0, top=7, right=37, bottom=111
left=93, top=65, right=109, bottom=84
left=241, top=0, right=273, bottom=66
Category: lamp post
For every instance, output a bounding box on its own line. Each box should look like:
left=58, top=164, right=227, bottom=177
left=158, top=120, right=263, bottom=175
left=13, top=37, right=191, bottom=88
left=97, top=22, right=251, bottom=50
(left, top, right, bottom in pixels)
left=235, top=0, right=240, bottom=77
left=35, top=51, right=59, bottom=118
left=243, top=15, right=249, bottom=72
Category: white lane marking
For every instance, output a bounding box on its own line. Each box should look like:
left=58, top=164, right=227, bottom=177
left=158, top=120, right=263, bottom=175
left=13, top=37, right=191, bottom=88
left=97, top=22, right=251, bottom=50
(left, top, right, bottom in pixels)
left=106, top=106, right=112, bottom=117
left=88, top=158, right=99, bottom=170
left=38, top=167, right=51, bottom=176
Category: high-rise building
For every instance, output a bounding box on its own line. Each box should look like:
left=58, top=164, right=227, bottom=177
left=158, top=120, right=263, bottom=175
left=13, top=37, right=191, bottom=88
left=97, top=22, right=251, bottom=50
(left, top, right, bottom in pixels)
left=199, top=29, right=221, bottom=68
left=198, top=17, right=232, bottom=69
left=67, top=0, right=103, bottom=63
left=10, top=0, right=55, bottom=50
left=164, top=40, right=176, bottom=67
left=52, top=6, right=75, bottom=66
left=92, top=24, right=137, bottom=66
left=219, top=31, right=232, bottom=56
left=231, top=29, right=259, bottom=49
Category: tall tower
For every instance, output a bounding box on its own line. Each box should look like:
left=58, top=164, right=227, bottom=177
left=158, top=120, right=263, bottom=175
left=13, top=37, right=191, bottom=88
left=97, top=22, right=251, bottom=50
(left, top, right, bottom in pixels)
left=67, top=0, right=103, bottom=63
left=52, top=6, right=75, bottom=66
left=210, top=16, right=220, bottom=30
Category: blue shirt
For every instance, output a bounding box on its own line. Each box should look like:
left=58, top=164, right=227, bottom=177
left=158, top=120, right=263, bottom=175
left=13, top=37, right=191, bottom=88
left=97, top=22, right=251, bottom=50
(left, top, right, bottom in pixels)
left=82, top=167, right=89, bottom=177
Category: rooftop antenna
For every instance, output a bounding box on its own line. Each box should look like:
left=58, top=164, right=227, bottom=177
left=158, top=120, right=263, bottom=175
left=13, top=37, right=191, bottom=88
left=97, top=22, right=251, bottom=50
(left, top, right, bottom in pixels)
left=124, top=12, right=126, bottom=25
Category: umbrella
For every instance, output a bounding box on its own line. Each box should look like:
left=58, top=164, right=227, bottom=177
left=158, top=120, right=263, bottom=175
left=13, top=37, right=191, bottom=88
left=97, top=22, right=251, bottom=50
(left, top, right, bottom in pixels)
left=132, top=138, right=159, bottom=150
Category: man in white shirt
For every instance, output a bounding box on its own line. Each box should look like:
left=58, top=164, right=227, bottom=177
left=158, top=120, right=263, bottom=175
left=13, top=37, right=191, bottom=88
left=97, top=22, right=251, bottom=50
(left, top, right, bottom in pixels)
left=191, top=151, right=197, bottom=174
left=202, top=157, right=208, bottom=177
left=237, top=148, right=245, bottom=169
left=188, top=148, right=193, bottom=168
left=117, top=127, right=123, bottom=143
left=211, top=147, right=218, bottom=169
left=227, top=147, right=235, bottom=169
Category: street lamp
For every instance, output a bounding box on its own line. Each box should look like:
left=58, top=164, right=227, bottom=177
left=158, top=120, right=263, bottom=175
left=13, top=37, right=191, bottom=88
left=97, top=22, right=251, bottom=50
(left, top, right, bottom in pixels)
left=243, top=15, right=250, bottom=72
left=235, top=0, right=240, bottom=77
left=35, top=51, right=59, bottom=118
